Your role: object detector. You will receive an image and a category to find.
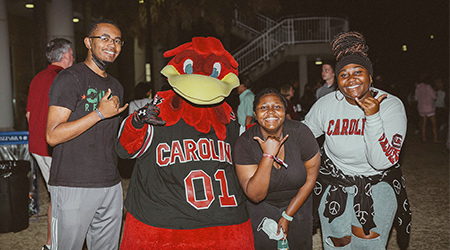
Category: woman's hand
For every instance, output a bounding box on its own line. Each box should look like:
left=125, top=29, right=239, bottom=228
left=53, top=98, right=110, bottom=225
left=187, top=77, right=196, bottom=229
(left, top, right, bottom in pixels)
left=253, top=134, right=289, bottom=156
left=355, top=94, right=387, bottom=116
left=277, top=217, right=290, bottom=238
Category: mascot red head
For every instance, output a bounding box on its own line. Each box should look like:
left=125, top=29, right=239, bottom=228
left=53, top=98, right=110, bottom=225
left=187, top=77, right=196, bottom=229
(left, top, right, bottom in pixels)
left=161, top=36, right=240, bottom=105
left=153, top=37, right=241, bottom=141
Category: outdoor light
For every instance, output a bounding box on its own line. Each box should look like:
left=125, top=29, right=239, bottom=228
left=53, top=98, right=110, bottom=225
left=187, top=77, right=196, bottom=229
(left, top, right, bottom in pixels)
left=25, top=3, right=34, bottom=9
left=315, top=57, right=322, bottom=65
left=402, top=45, right=407, bottom=52
left=73, top=18, right=80, bottom=23
left=430, top=35, right=434, bottom=39
left=139, top=0, right=144, bottom=4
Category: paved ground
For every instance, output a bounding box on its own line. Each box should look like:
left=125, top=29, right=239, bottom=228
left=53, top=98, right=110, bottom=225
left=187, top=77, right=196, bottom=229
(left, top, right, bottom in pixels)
left=1, top=127, right=448, bottom=249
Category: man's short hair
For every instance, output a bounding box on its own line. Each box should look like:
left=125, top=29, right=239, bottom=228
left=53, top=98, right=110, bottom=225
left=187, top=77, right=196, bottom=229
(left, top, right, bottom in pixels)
left=46, top=38, right=72, bottom=63
left=87, top=18, right=120, bottom=37
left=280, top=84, right=292, bottom=97
left=240, top=75, right=253, bottom=89
left=322, top=61, right=335, bottom=70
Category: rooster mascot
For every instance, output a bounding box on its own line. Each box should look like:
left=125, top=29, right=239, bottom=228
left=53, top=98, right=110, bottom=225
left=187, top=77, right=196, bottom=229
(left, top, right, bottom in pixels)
left=117, top=37, right=255, bottom=249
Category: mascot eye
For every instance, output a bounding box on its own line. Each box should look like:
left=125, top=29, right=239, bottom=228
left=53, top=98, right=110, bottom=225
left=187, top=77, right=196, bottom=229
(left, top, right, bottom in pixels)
left=210, top=62, right=221, bottom=78
left=183, top=59, right=194, bottom=74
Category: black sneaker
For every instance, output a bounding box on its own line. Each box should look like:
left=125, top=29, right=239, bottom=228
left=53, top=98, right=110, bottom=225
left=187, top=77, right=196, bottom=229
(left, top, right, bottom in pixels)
left=42, top=245, right=51, bottom=250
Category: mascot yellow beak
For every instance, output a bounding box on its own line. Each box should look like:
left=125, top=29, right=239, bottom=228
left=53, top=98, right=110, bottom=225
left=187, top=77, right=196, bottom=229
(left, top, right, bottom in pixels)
left=161, top=65, right=240, bottom=105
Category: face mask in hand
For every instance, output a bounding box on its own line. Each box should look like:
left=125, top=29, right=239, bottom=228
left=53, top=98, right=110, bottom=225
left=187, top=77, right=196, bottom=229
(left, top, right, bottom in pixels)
left=257, top=217, right=285, bottom=240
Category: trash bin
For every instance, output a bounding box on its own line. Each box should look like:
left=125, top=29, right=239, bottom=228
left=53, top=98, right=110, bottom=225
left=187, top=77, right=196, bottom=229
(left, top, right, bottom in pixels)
left=0, top=160, right=30, bottom=233
left=0, top=131, right=35, bottom=233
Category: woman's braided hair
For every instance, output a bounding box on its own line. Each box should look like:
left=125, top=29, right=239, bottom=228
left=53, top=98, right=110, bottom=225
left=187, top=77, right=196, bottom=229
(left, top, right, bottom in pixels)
left=331, top=31, right=373, bottom=76
left=331, top=31, right=369, bottom=61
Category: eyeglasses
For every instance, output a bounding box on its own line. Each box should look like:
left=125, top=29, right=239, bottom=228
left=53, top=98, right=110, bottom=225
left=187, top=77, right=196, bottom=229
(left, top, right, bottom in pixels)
left=89, top=36, right=124, bottom=46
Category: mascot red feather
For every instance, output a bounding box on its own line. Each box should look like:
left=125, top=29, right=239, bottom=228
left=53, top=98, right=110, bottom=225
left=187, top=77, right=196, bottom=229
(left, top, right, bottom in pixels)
left=117, top=37, right=255, bottom=249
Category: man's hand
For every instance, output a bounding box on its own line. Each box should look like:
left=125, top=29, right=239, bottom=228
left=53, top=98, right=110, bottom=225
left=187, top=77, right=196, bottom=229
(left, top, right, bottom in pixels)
left=132, top=100, right=166, bottom=127
left=97, top=88, right=128, bottom=118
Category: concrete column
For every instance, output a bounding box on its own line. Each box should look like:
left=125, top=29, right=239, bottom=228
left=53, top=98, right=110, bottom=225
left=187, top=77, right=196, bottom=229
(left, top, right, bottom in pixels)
left=46, top=0, right=75, bottom=48
left=134, top=37, right=146, bottom=84
left=0, top=0, right=14, bottom=130
left=298, top=55, right=308, bottom=98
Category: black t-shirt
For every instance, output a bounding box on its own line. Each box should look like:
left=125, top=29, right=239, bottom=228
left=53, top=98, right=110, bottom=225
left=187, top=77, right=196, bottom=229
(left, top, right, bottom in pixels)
left=233, top=119, right=319, bottom=207
left=48, top=63, right=123, bottom=188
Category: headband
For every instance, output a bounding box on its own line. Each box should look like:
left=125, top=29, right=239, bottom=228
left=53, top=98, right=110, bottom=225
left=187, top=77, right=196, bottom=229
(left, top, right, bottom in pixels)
left=335, top=55, right=373, bottom=76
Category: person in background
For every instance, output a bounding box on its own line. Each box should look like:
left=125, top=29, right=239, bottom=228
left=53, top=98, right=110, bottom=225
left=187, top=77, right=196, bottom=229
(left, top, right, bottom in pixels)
left=26, top=38, right=74, bottom=250
left=303, top=31, right=411, bottom=249
left=128, top=81, right=152, bottom=115
left=406, top=81, right=420, bottom=134
left=299, top=82, right=317, bottom=120
left=433, top=78, right=448, bottom=134
left=290, top=80, right=301, bottom=105
left=234, top=88, right=320, bottom=250
left=46, top=19, right=128, bottom=250
left=120, top=81, right=152, bottom=178
left=237, top=75, right=255, bottom=134
left=316, top=62, right=337, bottom=99
left=280, top=84, right=299, bottom=120
left=415, top=73, right=440, bottom=143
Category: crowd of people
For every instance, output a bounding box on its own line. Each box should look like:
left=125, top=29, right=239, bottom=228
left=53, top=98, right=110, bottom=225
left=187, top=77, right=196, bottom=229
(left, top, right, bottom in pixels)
left=245, top=66, right=448, bottom=145
left=26, top=16, right=447, bottom=250
left=240, top=61, right=448, bottom=148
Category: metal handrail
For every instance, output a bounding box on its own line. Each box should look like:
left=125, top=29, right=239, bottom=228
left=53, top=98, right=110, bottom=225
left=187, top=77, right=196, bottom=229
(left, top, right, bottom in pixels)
left=233, top=16, right=348, bottom=74
left=233, top=10, right=277, bottom=36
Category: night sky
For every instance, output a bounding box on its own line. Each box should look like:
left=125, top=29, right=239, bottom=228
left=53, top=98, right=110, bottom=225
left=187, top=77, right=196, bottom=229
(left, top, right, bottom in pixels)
left=278, top=0, right=449, bottom=85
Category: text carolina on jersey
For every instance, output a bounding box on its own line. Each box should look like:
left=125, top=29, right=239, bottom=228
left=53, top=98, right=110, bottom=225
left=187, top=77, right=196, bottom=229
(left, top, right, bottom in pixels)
left=156, top=138, right=233, bottom=167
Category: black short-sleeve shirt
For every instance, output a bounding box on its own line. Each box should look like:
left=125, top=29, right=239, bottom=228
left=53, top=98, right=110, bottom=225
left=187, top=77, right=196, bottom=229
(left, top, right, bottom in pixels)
left=233, top=119, right=319, bottom=207
left=48, top=63, right=123, bottom=188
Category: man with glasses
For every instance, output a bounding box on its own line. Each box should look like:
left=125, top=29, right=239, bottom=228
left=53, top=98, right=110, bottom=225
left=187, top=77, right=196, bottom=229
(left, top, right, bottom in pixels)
left=46, top=19, right=128, bottom=250
left=26, top=38, right=74, bottom=250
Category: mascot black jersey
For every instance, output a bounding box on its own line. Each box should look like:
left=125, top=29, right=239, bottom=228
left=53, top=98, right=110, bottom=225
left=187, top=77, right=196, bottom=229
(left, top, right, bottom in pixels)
left=117, top=90, right=249, bottom=229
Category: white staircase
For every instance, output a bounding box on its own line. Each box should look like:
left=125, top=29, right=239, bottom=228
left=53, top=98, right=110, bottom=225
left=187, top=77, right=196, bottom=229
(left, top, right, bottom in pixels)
left=232, top=11, right=349, bottom=80
left=232, top=11, right=278, bottom=37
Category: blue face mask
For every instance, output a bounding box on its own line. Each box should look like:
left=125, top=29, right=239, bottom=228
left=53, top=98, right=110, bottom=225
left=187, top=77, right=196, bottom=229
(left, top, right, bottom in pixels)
left=257, top=217, right=285, bottom=241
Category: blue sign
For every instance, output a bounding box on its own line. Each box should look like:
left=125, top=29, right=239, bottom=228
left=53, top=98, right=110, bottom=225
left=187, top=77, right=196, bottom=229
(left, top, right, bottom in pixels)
left=0, top=131, right=29, bottom=145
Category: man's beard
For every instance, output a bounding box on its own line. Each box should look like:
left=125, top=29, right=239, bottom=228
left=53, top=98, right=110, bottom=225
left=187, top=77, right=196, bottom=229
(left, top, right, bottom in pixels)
left=91, top=50, right=112, bottom=71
